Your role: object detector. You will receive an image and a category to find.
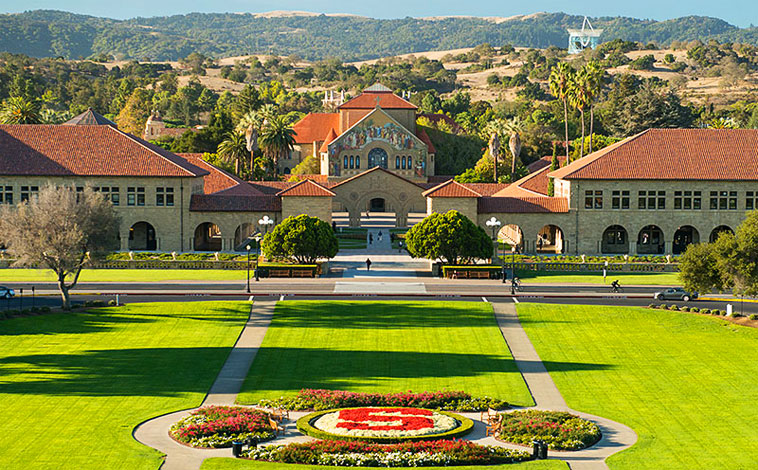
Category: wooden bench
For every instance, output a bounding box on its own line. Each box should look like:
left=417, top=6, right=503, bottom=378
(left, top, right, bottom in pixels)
left=292, top=269, right=313, bottom=278
left=268, top=417, right=283, bottom=436
left=468, top=271, right=491, bottom=279
left=269, top=269, right=290, bottom=278
left=485, top=414, right=502, bottom=437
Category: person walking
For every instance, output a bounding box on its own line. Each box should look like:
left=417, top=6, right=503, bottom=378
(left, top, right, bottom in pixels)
left=366, top=258, right=372, bottom=271
left=369, top=233, right=373, bottom=245
left=378, top=231, right=383, bottom=242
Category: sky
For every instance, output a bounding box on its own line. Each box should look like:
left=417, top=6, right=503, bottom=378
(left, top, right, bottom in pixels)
left=1, top=0, right=756, bottom=28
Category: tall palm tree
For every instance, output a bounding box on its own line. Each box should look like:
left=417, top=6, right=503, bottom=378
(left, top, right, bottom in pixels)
left=549, top=63, right=575, bottom=162
left=504, top=116, right=525, bottom=181
left=569, top=68, right=592, bottom=160
left=483, top=118, right=506, bottom=183
left=0, top=96, right=41, bottom=124
left=217, top=131, right=248, bottom=176
left=259, top=114, right=296, bottom=178
left=584, top=62, right=605, bottom=153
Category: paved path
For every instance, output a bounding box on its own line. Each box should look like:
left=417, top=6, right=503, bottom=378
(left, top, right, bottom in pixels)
left=490, top=301, right=638, bottom=469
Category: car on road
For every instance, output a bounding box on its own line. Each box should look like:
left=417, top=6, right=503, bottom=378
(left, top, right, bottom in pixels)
left=0, top=286, right=15, bottom=299
left=654, top=287, right=698, bottom=301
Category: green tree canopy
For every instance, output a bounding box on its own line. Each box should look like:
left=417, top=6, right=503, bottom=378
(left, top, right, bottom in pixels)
left=261, top=214, right=338, bottom=264
left=405, top=210, right=493, bottom=264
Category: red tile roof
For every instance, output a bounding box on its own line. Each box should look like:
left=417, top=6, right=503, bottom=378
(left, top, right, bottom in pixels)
left=549, top=128, right=758, bottom=181
left=527, top=155, right=566, bottom=173
left=422, top=180, right=482, bottom=198
left=416, top=128, right=436, bottom=154
left=418, top=113, right=464, bottom=133
left=460, top=183, right=509, bottom=196
left=276, top=179, right=336, bottom=197
left=190, top=194, right=281, bottom=212
left=288, top=173, right=329, bottom=183
left=338, top=90, right=417, bottom=110
left=331, top=166, right=424, bottom=189
left=292, top=113, right=340, bottom=144
left=0, top=125, right=208, bottom=178
left=478, top=196, right=569, bottom=213
left=178, top=153, right=263, bottom=195
left=319, top=128, right=338, bottom=153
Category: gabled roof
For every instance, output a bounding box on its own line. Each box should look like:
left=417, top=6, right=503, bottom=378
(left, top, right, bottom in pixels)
left=63, top=108, right=116, bottom=127
left=331, top=166, right=424, bottom=189
left=190, top=194, right=281, bottom=212
left=527, top=155, right=566, bottom=174
left=276, top=179, right=335, bottom=197
left=177, top=153, right=264, bottom=196
left=319, top=128, right=338, bottom=153
left=416, top=128, right=436, bottom=154
left=422, top=179, right=481, bottom=198
left=478, top=196, right=569, bottom=214
left=292, top=113, right=340, bottom=144
left=364, top=83, right=393, bottom=92
left=330, top=107, right=426, bottom=153
left=549, top=129, right=758, bottom=181
left=0, top=125, right=208, bottom=178
left=338, top=86, right=417, bottom=110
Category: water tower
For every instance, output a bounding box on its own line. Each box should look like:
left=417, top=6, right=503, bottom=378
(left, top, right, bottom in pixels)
left=567, top=17, right=603, bottom=54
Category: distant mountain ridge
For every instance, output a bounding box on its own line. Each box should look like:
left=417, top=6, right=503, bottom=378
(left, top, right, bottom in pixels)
left=1, top=10, right=757, bottom=61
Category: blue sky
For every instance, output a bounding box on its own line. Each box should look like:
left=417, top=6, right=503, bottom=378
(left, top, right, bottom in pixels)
left=2, top=0, right=756, bottom=27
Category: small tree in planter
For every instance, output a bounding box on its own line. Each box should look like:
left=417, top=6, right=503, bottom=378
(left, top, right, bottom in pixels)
left=261, top=214, right=338, bottom=264
left=405, top=210, right=493, bottom=265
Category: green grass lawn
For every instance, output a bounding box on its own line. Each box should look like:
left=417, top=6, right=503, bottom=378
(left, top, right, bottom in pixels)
left=517, top=303, right=758, bottom=470
left=0, top=301, right=250, bottom=470
left=237, top=300, right=533, bottom=406
left=0, top=268, right=250, bottom=282
left=201, top=460, right=568, bottom=470
left=336, top=228, right=368, bottom=250
left=515, top=270, right=680, bottom=285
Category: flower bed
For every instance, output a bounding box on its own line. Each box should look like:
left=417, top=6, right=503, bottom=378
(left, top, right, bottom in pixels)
left=497, top=410, right=601, bottom=451
left=298, top=407, right=474, bottom=442
left=169, top=406, right=276, bottom=448
left=244, top=439, right=532, bottom=466
left=257, top=389, right=508, bottom=411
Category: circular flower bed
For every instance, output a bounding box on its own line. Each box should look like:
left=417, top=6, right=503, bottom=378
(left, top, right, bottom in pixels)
left=497, top=410, right=601, bottom=450
left=170, top=406, right=276, bottom=448
left=298, top=407, right=473, bottom=442
left=244, top=439, right=531, bottom=466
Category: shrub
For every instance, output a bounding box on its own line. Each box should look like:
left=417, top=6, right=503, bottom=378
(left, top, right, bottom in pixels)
left=659, top=304, right=668, bottom=310
left=39, top=306, right=51, bottom=313
left=108, top=299, right=117, bottom=306
left=20, top=308, right=31, bottom=315
left=170, top=406, right=275, bottom=448
left=670, top=305, right=680, bottom=311
left=5, top=309, right=19, bottom=316
left=691, top=307, right=700, bottom=313
left=701, top=308, right=711, bottom=314
left=245, top=439, right=531, bottom=465
left=258, top=389, right=508, bottom=412
left=680, top=306, right=690, bottom=312
left=30, top=306, right=40, bottom=313
left=648, top=303, right=657, bottom=308
left=498, top=410, right=601, bottom=450
left=749, top=314, right=758, bottom=320
left=730, top=312, right=742, bottom=318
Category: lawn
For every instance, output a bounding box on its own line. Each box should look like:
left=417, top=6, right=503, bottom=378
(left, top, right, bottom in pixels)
left=0, top=301, right=250, bottom=470
left=336, top=228, right=368, bottom=250
left=237, top=300, right=533, bottom=406
left=201, top=460, right=567, bottom=470
left=0, top=268, right=249, bottom=282
left=517, top=303, right=758, bottom=470
left=514, top=270, right=680, bottom=285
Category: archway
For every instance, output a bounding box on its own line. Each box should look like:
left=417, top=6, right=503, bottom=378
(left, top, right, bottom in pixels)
left=709, top=225, right=734, bottom=242
left=129, top=222, right=157, bottom=251
left=637, top=225, right=664, bottom=254
left=673, top=226, right=699, bottom=254
left=536, top=225, right=564, bottom=253
left=601, top=225, right=629, bottom=254
left=369, top=197, right=386, bottom=212
left=194, top=222, right=222, bottom=251
left=367, top=148, right=389, bottom=169
left=234, top=223, right=257, bottom=251
left=498, top=224, right=524, bottom=253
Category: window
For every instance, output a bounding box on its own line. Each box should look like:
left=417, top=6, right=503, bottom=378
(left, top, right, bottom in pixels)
left=349, top=155, right=354, bottom=169
left=747, top=191, right=758, bottom=210
left=674, top=191, right=701, bottom=210
left=395, top=156, right=400, bottom=169
left=355, top=155, right=360, bottom=168
left=137, top=187, right=145, bottom=206
left=611, top=190, right=630, bottom=209
left=127, top=187, right=144, bottom=206
left=402, top=156, right=407, bottom=169
left=0, top=185, right=12, bottom=204
left=20, top=185, right=39, bottom=202
left=710, top=191, right=737, bottom=210
left=110, top=187, right=120, bottom=206
left=638, top=190, right=665, bottom=209
left=343, top=156, right=348, bottom=169
left=584, top=190, right=602, bottom=209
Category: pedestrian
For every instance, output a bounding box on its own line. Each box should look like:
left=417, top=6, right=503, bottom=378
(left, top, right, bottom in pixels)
left=369, top=233, right=373, bottom=245
left=378, top=231, right=383, bottom=242
left=366, top=258, right=372, bottom=271
left=537, top=237, right=543, bottom=252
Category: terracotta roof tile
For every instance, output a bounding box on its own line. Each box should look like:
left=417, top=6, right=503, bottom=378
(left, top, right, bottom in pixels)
left=549, top=129, right=758, bottom=181
left=338, top=90, right=417, bottom=110
left=288, top=173, right=329, bottom=183
left=460, top=183, right=509, bottom=196
left=319, top=128, right=338, bottom=153
left=190, top=194, right=281, bottom=212
left=276, top=179, right=335, bottom=197
left=0, top=125, right=208, bottom=177
left=331, top=166, right=424, bottom=189
left=416, top=128, right=436, bottom=154
left=422, top=179, right=481, bottom=198
left=478, top=196, right=569, bottom=213
left=178, top=153, right=264, bottom=196
left=292, top=113, right=340, bottom=144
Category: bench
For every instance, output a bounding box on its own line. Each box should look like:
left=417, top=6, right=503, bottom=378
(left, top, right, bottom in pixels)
left=292, top=269, right=313, bottom=278
left=268, top=417, right=283, bottom=436
left=269, top=269, right=290, bottom=278
left=468, top=271, right=491, bottom=279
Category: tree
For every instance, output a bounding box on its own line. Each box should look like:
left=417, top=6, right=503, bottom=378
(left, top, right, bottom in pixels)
left=261, top=214, right=338, bottom=264
left=0, top=186, right=118, bottom=309
left=584, top=62, right=604, bottom=153
left=679, top=242, right=729, bottom=295
left=549, top=63, right=575, bottom=162
left=0, top=96, right=41, bottom=124
left=259, top=114, right=296, bottom=178
left=115, top=88, right=153, bottom=135
left=504, top=116, right=524, bottom=180
left=405, top=210, right=492, bottom=265
left=547, top=144, right=559, bottom=196
left=217, top=131, right=248, bottom=176
left=289, top=155, right=320, bottom=179
left=568, top=67, right=592, bottom=160
left=484, top=119, right=505, bottom=183
left=233, top=84, right=262, bottom=120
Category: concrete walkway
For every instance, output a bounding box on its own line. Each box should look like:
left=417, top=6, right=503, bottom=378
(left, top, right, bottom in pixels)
left=490, top=301, right=638, bottom=469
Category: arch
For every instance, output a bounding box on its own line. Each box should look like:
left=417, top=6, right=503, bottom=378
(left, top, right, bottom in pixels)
left=601, top=225, right=629, bottom=254
left=536, top=225, right=565, bottom=254
left=637, top=225, right=664, bottom=254
left=498, top=224, right=524, bottom=253
left=283, top=167, right=291, bottom=175
left=234, top=223, right=257, bottom=252
left=709, top=225, right=734, bottom=243
left=129, top=221, right=157, bottom=251
left=194, top=222, right=222, bottom=251
left=673, top=225, right=699, bottom=255
left=369, top=197, right=386, bottom=212
left=368, top=147, right=389, bottom=169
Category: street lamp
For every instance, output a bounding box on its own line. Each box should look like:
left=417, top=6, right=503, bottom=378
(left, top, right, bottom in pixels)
left=253, top=234, right=262, bottom=281
left=485, top=217, right=502, bottom=279
left=258, top=215, right=274, bottom=234
left=245, top=244, right=252, bottom=293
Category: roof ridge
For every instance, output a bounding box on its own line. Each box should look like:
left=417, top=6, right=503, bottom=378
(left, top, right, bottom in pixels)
left=331, top=166, right=425, bottom=189
left=548, top=129, right=649, bottom=180
left=109, top=126, right=207, bottom=178
left=422, top=179, right=482, bottom=198
left=276, top=178, right=336, bottom=197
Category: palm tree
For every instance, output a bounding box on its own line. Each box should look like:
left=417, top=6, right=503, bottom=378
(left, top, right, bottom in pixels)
left=504, top=117, right=525, bottom=181
left=259, top=114, right=296, bottom=178
left=584, top=62, right=605, bottom=153
left=217, top=131, right=248, bottom=176
left=549, top=63, right=575, bottom=162
left=483, top=118, right=506, bottom=183
left=0, top=96, right=41, bottom=124
left=569, top=68, right=592, bottom=160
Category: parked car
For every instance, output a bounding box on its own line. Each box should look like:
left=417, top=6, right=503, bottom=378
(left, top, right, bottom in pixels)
left=0, top=286, right=15, bottom=299
left=654, top=287, right=698, bottom=301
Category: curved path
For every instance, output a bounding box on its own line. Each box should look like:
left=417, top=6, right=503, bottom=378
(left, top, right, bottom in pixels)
left=133, top=298, right=636, bottom=470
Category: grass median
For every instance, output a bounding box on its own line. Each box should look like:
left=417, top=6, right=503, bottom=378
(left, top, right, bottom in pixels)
left=518, top=303, right=758, bottom=469
left=0, top=268, right=249, bottom=282
left=201, top=460, right=568, bottom=470
left=0, top=301, right=250, bottom=470
left=515, top=270, right=680, bottom=285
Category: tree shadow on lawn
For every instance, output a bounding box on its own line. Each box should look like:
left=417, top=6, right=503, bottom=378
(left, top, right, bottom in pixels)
left=0, top=347, right=234, bottom=397
left=271, top=301, right=498, bottom=329
left=244, top=347, right=612, bottom=392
